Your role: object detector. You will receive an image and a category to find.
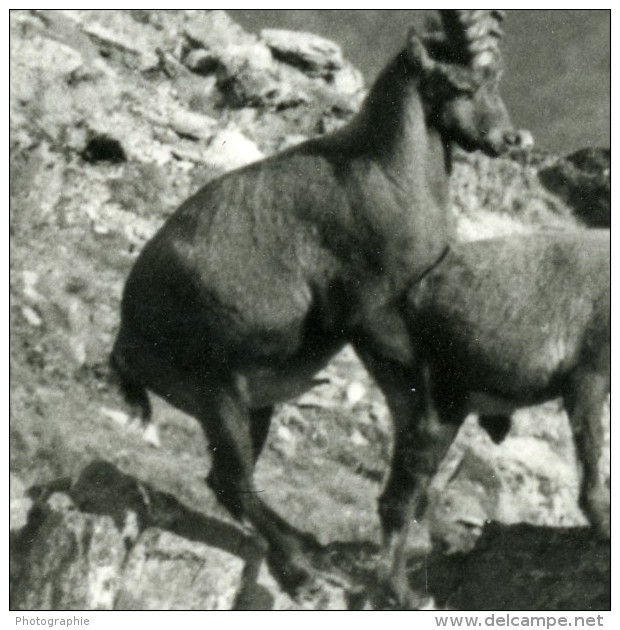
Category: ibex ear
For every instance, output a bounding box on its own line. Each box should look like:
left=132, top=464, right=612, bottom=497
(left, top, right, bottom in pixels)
left=434, top=63, right=479, bottom=94
left=406, top=27, right=435, bottom=74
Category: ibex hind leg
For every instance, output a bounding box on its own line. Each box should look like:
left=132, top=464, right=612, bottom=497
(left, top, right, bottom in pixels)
left=564, top=366, right=610, bottom=540
left=249, top=406, right=274, bottom=463
left=201, top=385, right=321, bottom=595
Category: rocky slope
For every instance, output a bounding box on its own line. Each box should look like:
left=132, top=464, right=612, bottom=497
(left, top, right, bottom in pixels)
left=10, top=10, right=610, bottom=610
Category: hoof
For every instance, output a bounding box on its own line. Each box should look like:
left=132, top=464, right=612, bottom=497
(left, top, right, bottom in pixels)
left=292, top=576, right=325, bottom=606
left=368, top=581, right=435, bottom=610
left=375, top=559, right=435, bottom=610
left=268, top=549, right=318, bottom=595
left=402, top=591, right=436, bottom=610
left=292, top=568, right=353, bottom=610
left=581, top=491, right=610, bottom=541
left=346, top=587, right=373, bottom=610
left=269, top=547, right=354, bottom=609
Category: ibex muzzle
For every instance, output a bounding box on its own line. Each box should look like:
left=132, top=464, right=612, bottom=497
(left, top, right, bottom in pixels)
left=111, top=10, right=528, bottom=608
left=438, top=83, right=531, bottom=156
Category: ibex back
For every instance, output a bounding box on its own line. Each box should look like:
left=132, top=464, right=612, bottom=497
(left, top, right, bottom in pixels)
left=111, top=10, right=527, bottom=607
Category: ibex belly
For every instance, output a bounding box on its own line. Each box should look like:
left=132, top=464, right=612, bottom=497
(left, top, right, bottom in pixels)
left=240, top=339, right=346, bottom=407
left=434, top=328, right=577, bottom=405
left=467, top=391, right=521, bottom=416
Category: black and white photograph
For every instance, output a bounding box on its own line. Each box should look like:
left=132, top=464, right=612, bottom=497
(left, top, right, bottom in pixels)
left=9, top=7, right=611, bottom=616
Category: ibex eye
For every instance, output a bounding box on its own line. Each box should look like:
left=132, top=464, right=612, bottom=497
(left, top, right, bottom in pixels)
left=454, top=86, right=476, bottom=97
left=447, top=81, right=476, bottom=98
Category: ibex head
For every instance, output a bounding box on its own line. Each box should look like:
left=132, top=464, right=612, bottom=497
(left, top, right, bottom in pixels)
left=407, top=10, right=531, bottom=156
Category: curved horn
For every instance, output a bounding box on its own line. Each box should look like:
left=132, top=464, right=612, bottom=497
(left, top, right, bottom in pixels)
left=439, top=9, right=505, bottom=72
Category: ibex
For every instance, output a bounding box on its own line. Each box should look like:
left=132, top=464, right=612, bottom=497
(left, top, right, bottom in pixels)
left=111, top=11, right=527, bottom=607
left=400, top=229, right=610, bottom=548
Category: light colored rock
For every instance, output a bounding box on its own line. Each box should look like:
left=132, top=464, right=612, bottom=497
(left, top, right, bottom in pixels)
left=350, top=429, right=369, bottom=447
left=181, top=10, right=360, bottom=113
left=277, top=404, right=308, bottom=430
left=100, top=406, right=130, bottom=428
left=202, top=129, right=264, bottom=171
left=46, top=492, right=77, bottom=513
left=21, top=305, right=42, bottom=327
left=10, top=474, right=32, bottom=534
left=12, top=463, right=265, bottom=610
left=184, top=10, right=255, bottom=53
left=11, top=507, right=126, bottom=610
left=22, top=270, right=44, bottom=303
left=245, top=563, right=351, bottom=610
left=278, top=134, right=309, bottom=151
left=26, top=35, right=84, bottom=79
left=331, top=64, right=365, bottom=96
left=431, top=408, right=588, bottom=550
left=183, top=12, right=317, bottom=111
left=184, top=11, right=273, bottom=76
left=67, top=297, right=90, bottom=365
left=296, top=376, right=345, bottom=409
left=429, top=448, right=500, bottom=553
left=81, top=21, right=158, bottom=70
left=493, top=435, right=585, bottom=527
left=271, top=424, right=297, bottom=459
left=169, top=109, right=217, bottom=141
left=116, top=528, right=245, bottom=610
left=345, top=381, right=367, bottom=407
left=261, top=29, right=344, bottom=76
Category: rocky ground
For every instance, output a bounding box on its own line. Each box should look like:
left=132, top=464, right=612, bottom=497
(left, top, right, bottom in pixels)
left=10, top=10, right=610, bottom=610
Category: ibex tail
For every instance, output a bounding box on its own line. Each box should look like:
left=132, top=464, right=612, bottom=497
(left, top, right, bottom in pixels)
left=108, top=350, right=152, bottom=427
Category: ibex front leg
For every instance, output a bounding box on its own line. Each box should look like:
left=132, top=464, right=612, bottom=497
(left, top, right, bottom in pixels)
left=357, top=346, right=460, bottom=609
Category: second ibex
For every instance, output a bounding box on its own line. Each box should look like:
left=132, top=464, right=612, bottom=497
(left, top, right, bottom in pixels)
left=111, top=10, right=528, bottom=607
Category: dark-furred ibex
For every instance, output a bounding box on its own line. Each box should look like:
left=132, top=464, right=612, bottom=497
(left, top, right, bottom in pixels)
left=111, top=10, right=527, bottom=606
left=402, top=229, right=610, bottom=546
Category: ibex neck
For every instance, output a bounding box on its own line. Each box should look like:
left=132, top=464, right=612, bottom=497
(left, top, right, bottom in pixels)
left=337, top=53, right=450, bottom=185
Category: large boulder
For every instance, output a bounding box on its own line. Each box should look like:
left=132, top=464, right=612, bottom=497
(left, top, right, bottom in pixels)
left=116, top=529, right=244, bottom=610
left=260, top=28, right=363, bottom=95
left=538, top=148, right=610, bottom=227
left=10, top=462, right=252, bottom=610
left=180, top=10, right=362, bottom=113
left=10, top=461, right=351, bottom=610
left=445, top=524, right=610, bottom=610
left=11, top=461, right=610, bottom=611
